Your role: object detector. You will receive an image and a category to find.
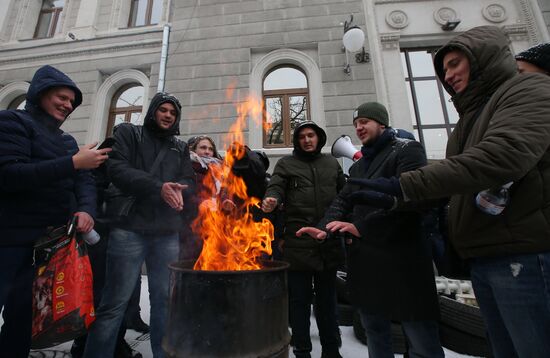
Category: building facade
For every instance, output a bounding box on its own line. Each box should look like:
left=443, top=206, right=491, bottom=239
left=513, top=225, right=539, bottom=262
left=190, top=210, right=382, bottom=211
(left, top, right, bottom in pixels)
left=0, top=0, right=548, bottom=164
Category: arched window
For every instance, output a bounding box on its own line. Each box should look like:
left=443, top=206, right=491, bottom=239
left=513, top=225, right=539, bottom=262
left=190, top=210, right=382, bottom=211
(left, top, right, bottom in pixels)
left=263, top=66, right=309, bottom=147
left=129, top=0, right=162, bottom=27
left=107, top=85, right=144, bottom=136
left=8, top=95, right=26, bottom=110
left=34, top=0, right=64, bottom=39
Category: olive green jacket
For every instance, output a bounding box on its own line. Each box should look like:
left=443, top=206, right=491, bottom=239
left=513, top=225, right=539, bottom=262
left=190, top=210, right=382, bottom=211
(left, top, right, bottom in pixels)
left=265, top=153, right=345, bottom=270
left=400, top=26, right=550, bottom=259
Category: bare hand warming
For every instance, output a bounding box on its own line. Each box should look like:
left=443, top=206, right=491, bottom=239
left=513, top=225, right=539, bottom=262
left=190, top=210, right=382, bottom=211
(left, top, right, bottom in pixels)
left=161, top=183, right=188, bottom=211
left=325, top=221, right=360, bottom=238
left=261, top=197, right=278, bottom=213
left=296, top=227, right=327, bottom=241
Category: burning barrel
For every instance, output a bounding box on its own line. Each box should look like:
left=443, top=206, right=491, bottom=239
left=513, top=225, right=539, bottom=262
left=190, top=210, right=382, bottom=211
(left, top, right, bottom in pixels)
left=162, top=260, right=291, bottom=358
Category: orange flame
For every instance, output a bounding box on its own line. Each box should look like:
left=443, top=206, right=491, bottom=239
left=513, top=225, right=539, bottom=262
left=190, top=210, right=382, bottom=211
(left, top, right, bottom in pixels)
left=192, top=89, right=274, bottom=271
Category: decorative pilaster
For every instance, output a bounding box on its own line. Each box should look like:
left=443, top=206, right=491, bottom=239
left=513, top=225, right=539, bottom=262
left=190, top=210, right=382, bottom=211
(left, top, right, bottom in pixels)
left=71, top=0, right=100, bottom=39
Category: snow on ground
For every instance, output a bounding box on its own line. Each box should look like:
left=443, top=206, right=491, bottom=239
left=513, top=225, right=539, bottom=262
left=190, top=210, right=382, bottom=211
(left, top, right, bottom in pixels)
left=22, top=275, right=481, bottom=357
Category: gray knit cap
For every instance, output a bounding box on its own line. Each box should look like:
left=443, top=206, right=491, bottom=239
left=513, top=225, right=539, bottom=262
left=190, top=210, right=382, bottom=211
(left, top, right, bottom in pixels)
left=353, top=102, right=389, bottom=126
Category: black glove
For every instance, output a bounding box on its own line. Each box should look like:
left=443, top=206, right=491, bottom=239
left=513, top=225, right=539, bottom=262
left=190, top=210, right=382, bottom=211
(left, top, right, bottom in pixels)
left=347, top=176, right=402, bottom=198
left=347, top=190, right=396, bottom=210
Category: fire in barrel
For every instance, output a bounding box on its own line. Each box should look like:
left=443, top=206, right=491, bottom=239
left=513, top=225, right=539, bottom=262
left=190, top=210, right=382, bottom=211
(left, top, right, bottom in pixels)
left=163, top=93, right=290, bottom=358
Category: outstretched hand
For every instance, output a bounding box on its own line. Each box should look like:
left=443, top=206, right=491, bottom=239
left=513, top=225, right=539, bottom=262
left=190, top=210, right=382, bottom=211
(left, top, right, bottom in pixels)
left=347, top=190, right=396, bottom=210
left=161, top=183, right=188, bottom=211
left=325, top=221, right=360, bottom=238
left=347, top=176, right=402, bottom=198
left=296, top=227, right=327, bottom=241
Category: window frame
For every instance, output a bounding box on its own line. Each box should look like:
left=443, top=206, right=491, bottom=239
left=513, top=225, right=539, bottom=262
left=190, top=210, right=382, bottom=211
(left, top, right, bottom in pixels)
left=401, top=47, right=456, bottom=148
left=106, top=84, right=144, bottom=136
left=262, top=65, right=310, bottom=148
left=34, top=1, right=64, bottom=39
left=128, top=0, right=160, bottom=28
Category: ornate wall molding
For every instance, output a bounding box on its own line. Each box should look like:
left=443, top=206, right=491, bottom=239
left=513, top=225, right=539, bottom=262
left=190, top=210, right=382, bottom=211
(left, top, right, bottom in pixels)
left=433, top=7, right=459, bottom=26
left=380, top=32, right=400, bottom=50
left=519, top=0, right=542, bottom=44
left=0, top=39, right=162, bottom=67
left=385, top=10, right=409, bottom=29
left=482, top=4, right=507, bottom=23
left=503, top=24, right=530, bottom=42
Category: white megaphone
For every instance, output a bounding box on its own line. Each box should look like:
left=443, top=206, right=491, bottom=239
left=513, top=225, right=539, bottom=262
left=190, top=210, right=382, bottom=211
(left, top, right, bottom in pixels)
left=331, top=135, right=362, bottom=161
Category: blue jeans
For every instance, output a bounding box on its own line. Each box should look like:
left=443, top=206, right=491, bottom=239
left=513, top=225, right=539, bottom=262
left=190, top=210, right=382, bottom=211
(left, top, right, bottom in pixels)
left=359, top=311, right=443, bottom=358
left=470, top=251, right=550, bottom=358
left=288, top=270, right=340, bottom=357
left=83, top=228, right=179, bottom=358
left=0, top=247, right=34, bottom=358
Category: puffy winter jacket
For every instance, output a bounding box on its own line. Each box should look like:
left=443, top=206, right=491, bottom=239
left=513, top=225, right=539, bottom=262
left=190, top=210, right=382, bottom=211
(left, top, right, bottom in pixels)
left=0, top=65, right=94, bottom=246
left=264, top=122, right=346, bottom=271
left=400, top=26, right=550, bottom=258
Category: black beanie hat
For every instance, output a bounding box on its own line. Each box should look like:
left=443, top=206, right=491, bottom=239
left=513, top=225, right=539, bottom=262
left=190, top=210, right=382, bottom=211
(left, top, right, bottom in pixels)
left=353, top=102, right=389, bottom=127
left=515, top=43, right=550, bottom=74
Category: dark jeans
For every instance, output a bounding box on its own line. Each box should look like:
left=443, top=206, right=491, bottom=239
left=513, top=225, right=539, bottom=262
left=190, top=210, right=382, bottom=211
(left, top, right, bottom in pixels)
left=288, top=270, right=340, bottom=357
left=359, top=311, right=443, bottom=358
left=83, top=228, right=179, bottom=358
left=125, top=275, right=143, bottom=322
left=0, top=246, right=34, bottom=358
left=470, top=252, right=550, bottom=358
left=72, top=234, right=132, bottom=357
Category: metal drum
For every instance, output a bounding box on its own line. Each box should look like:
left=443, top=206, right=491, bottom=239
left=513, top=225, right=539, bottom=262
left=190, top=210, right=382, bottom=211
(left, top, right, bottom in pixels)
left=163, top=260, right=290, bottom=358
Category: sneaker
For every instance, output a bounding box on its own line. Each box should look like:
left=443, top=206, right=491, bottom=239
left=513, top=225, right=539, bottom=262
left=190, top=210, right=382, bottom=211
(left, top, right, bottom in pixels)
left=70, top=336, right=86, bottom=358
left=126, top=315, right=150, bottom=333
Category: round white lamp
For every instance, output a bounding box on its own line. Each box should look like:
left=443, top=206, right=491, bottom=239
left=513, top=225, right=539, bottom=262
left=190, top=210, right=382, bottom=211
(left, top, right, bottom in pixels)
left=343, top=27, right=365, bottom=52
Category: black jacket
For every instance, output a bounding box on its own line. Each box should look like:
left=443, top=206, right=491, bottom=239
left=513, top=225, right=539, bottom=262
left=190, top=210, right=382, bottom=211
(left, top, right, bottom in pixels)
left=0, top=65, right=94, bottom=246
left=320, top=134, right=439, bottom=321
left=107, top=93, right=195, bottom=234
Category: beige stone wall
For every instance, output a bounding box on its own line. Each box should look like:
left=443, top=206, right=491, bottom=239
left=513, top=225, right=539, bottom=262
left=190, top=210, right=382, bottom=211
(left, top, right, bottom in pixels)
left=164, top=0, right=375, bottom=153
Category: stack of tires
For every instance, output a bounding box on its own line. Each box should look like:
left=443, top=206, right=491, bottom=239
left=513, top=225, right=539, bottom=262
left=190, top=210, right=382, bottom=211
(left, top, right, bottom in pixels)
left=438, top=295, right=493, bottom=357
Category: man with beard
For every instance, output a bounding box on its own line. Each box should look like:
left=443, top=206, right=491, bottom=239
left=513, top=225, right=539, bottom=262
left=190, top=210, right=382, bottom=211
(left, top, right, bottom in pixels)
left=262, top=121, right=345, bottom=358
left=83, top=92, right=195, bottom=358
left=297, top=103, right=443, bottom=358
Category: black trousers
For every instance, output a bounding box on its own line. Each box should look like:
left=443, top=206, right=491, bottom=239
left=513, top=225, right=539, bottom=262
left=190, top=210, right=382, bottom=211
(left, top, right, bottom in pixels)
left=288, top=269, right=340, bottom=357
left=0, top=246, right=34, bottom=358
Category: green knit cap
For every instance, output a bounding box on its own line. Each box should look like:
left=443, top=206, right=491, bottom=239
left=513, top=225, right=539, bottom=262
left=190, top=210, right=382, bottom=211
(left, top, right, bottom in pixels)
left=353, top=101, right=389, bottom=126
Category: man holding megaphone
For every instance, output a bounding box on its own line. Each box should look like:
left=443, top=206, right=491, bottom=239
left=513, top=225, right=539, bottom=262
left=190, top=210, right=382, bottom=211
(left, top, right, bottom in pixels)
left=297, top=102, right=443, bottom=358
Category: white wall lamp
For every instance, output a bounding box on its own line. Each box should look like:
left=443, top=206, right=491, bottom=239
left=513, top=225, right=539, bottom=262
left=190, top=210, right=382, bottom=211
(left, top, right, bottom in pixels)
left=342, top=14, right=370, bottom=75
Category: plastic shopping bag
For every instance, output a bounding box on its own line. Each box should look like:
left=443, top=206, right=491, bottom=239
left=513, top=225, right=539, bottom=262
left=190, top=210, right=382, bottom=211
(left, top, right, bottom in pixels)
left=31, top=216, right=95, bottom=349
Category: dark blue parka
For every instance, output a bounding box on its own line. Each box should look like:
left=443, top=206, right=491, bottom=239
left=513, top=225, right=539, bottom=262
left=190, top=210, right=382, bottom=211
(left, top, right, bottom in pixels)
left=0, top=65, right=95, bottom=246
